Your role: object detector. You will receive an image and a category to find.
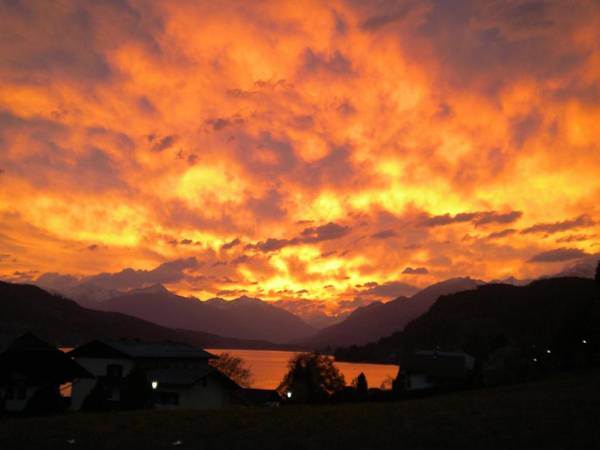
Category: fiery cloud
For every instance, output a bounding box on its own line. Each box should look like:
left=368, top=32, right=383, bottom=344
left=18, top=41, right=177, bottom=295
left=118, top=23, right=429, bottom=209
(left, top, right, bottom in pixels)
left=1, top=0, right=599, bottom=311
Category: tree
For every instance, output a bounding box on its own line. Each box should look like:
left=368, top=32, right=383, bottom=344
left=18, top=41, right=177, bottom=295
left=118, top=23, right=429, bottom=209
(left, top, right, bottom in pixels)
left=595, top=260, right=600, bottom=285
left=210, top=352, right=253, bottom=388
left=352, top=372, right=368, bottom=400
left=277, top=352, right=345, bottom=403
left=380, top=375, right=394, bottom=390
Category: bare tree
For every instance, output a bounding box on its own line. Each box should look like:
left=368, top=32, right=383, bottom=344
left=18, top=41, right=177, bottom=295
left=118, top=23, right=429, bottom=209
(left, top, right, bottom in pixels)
left=210, top=352, right=254, bottom=388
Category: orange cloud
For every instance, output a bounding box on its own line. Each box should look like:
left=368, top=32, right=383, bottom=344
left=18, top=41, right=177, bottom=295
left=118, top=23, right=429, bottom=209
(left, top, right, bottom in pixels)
left=1, top=0, right=599, bottom=309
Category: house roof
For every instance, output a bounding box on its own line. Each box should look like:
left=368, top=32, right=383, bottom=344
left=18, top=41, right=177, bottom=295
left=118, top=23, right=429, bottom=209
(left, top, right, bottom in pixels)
left=147, top=367, right=240, bottom=390
left=69, top=339, right=216, bottom=360
left=239, top=388, right=280, bottom=405
left=0, top=333, right=93, bottom=383
left=403, top=350, right=473, bottom=379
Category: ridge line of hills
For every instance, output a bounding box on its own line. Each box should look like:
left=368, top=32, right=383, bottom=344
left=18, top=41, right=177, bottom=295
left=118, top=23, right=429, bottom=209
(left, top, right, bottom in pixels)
left=0, top=281, right=294, bottom=351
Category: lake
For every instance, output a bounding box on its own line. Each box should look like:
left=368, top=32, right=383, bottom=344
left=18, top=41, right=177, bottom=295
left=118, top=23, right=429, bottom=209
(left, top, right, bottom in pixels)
left=207, top=348, right=398, bottom=390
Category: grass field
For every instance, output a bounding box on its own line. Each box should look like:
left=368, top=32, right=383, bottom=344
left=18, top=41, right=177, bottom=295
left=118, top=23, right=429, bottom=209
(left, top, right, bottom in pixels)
left=1, top=370, right=599, bottom=450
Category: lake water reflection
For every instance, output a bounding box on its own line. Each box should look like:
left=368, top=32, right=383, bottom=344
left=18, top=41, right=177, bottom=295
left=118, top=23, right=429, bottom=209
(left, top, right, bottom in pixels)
left=207, top=348, right=398, bottom=390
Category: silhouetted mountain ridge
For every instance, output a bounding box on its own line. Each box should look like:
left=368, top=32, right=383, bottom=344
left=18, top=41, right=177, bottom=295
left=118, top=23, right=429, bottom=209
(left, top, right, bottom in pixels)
left=335, top=277, right=600, bottom=363
left=93, top=288, right=315, bottom=344
left=306, top=278, right=482, bottom=348
left=0, top=281, right=288, bottom=351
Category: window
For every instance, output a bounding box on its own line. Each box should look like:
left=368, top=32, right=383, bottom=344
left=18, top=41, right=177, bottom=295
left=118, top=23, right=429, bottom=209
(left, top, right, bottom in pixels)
left=107, top=364, right=123, bottom=378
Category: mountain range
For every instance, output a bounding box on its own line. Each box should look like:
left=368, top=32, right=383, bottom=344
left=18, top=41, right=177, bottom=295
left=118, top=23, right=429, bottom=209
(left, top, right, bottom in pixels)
left=305, top=278, right=483, bottom=348
left=0, top=281, right=287, bottom=351
left=335, top=277, right=600, bottom=363
left=93, top=286, right=315, bottom=344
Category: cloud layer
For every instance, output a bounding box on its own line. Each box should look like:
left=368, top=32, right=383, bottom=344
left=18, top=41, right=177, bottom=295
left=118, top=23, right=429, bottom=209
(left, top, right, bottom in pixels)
left=1, top=0, right=599, bottom=308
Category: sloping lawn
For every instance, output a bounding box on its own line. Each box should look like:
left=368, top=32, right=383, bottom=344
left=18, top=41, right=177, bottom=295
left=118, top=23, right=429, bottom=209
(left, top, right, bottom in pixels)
left=1, top=370, right=599, bottom=450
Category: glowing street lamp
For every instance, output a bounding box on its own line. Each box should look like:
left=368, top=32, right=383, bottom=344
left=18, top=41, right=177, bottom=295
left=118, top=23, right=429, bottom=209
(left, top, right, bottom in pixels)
left=545, top=349, right=552, bottom=355
left=151, top=380, right=159, bottom=390
left=286, top=391, right=292, bottom=399
left=582, top=339, right=588, bottom=344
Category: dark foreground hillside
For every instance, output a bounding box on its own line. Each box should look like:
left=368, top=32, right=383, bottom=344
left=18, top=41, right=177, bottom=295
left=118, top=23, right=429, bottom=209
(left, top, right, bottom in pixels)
left=1, top=370, right=599, bottom=450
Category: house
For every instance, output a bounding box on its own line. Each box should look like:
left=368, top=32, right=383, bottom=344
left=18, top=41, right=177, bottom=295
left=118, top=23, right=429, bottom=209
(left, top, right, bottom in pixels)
left=238, top=388, right=281, bottom=407
left=147, top=367, right=242, bottom=409
left=68, top=339, right=242, bottom=410
left=398, top=350, right=475, bottom=392
left=0, top=333, right=92, bottom=413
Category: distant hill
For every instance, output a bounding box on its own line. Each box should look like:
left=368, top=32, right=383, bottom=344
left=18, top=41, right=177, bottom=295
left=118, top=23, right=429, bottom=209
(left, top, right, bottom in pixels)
left=335, top=277, right=600, bottom=363
left=306, top=278, right=482, bottom=348
left=94, top=288, right=315, bottom=344
left=0, top=281, right=288, bottom=351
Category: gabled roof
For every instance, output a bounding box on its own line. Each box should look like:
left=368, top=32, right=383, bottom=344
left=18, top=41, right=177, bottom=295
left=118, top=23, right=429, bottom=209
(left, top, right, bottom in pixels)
left=0, top=333, right=93, bottom=383
left=147, top=367, right=240, bottom=390
left=69, top=339, right=216, bottom=360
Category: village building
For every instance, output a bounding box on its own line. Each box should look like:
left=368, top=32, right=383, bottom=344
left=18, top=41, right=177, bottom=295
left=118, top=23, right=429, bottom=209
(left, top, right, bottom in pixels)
left=398, top=350, right=475, bottom=392
left=68, top=339, right=246, bottom=410
left=0, top=333, right=92, bottom=413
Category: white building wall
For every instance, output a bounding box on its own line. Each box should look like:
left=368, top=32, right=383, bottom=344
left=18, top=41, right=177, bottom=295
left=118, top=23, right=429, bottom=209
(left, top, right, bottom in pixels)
left=70, top=357, right=134, bottom=411
left=154, top=378, right=234, bottom=410
left=407, top=374, right=434, bottom=391
left=1, top=386, right=38, bottom=412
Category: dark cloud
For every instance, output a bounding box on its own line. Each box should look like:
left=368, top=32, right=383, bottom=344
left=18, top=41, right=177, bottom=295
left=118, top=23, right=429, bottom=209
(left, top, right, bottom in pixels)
left=221, top=238, right=241, bottom=250
left=83, top=257, right=200, bottom=290
left=246, top=188, right=287, bottom=221
left=231, top=255, right=250, bottom=265
left=247, top=222, right=350, bottom=253
left=528, top=248, right=589, bottom=263
left=402, top=266, right=429, bottom=275
left=205, top=115, right=244, bottom=131
left=510, top=110, right=542, bottom=148
left=358, top=280, right=419, bottom=299
left=151, top=135, right=177, bottom=152
left=137, top=96, right=157, bottom=115
left=487, top=228, right=517, bottom=239
left=337, top=99, right=356, bottom=116
left=360, top=3, right=412, bottom=31
left=247, top=237, right=292, bottom=253
left=521, top=215, right=595, bottom=234
left=0, top=0, right=163, bottom=85
left=300, top=222, right=350, bottom=243
left=300, top=48, right=354, bottom=76
left=422, top=210, right=522, bottom=227
left=556, top=234, right=595, bottom=243
left=371, top=229, right=398, bottom=239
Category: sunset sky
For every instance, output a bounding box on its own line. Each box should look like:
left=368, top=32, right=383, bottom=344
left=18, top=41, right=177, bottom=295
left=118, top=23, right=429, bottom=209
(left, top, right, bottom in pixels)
left=1, top=0, right=599, bottom=313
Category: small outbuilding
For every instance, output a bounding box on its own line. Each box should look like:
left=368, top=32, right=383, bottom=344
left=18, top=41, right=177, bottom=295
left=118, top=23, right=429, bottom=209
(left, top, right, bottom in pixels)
left=398, top=350, right=475, bottom=392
